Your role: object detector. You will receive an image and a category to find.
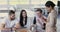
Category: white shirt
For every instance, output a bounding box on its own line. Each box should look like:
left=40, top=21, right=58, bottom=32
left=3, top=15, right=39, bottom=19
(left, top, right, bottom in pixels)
left=4, top=18, right=19, bottom=28
left=36, top=16, right=46, bottom=32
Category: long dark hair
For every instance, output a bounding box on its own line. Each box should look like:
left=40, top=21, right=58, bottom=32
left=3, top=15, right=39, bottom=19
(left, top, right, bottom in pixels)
left=19, top=10, right=27, bottom=27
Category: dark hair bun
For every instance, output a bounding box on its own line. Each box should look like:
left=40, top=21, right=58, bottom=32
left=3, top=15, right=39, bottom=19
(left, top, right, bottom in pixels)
left=45, top=1, right=55, bottom=8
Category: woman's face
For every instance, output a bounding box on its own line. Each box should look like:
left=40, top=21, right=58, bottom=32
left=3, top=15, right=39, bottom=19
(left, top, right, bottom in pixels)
left=46, top=6, right=51, bottom=12
left=22, top=11, right=27, bottom=18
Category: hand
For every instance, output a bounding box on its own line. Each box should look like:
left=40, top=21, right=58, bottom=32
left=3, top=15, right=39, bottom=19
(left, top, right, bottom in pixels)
left=12, top=28, right=17, bottom=31
left=42, top=17, right=47, bottom=23
left=43, top=17, right=47, bottom=21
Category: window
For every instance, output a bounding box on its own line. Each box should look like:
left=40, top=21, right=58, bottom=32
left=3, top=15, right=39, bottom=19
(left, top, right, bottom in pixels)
left=19, top=0, right=29, bottom=4
left=0, top=0, right=7, bottom=5
left=9, top=0, right=19, bottom=5
left=9, top=0, right=29, bottom=5
left=50, top=0, right=58, bottom=5
left=31, top=0, right=57, bottom=5
left=31, top=0, right=40, bottom=5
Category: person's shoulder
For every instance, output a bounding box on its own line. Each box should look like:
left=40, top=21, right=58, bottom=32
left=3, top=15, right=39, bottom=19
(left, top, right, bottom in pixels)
left=4, top=17, right=9, bottom=21
left=51, top=10, right=57, bottom=14
left=50, top=10, right=57, bottom=18
left=1, top=17, right=8, bottom=24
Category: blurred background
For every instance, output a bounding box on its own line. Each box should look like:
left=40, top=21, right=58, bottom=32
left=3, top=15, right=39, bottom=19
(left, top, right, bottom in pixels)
left=0, top=0, right=60, bottom=32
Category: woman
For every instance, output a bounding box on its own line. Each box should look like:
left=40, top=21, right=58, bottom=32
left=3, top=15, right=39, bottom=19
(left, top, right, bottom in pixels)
left=19, top=9, right=33, bottom=29
left=45, top=1, right=57, bottom=32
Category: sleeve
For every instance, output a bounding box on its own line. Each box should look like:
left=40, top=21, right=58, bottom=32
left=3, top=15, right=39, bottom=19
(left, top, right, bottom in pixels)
left=49, top=13, right=55, bottom=27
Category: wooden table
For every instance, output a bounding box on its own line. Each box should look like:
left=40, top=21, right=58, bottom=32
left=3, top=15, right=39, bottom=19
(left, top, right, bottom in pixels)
left=0, top=28, right=31, bottom=32
left=15, top=28, right=31, bottom=32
